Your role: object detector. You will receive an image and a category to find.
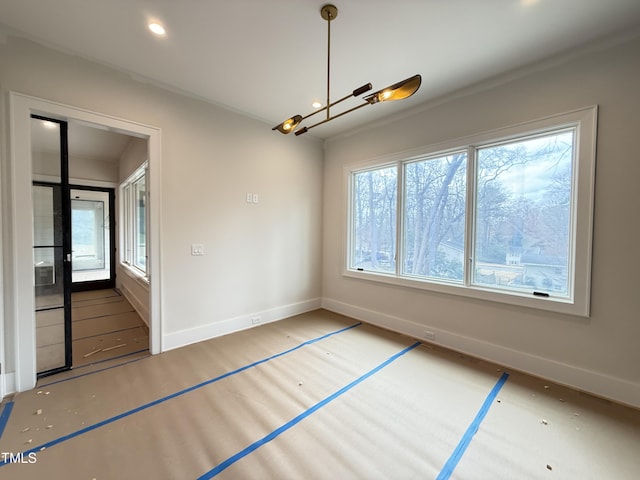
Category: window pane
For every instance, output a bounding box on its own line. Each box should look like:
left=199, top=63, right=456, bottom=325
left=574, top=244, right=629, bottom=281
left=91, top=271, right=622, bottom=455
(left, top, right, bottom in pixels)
left=133, top=175, right=146, bottom=271
left=351, top=166, right=397, bottom=273
left=403, top=152, right=467, bottom=282
left=474, top=130, right=574, bottom=295
left=72, top=199, right=106, bottom=272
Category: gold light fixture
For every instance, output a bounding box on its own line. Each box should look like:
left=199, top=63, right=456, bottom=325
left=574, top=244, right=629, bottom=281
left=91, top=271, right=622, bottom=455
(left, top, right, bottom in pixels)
left=273, top=4, right=421, bottom=136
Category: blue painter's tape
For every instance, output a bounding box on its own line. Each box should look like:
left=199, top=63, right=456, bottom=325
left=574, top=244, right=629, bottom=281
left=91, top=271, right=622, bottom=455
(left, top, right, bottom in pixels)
left=0, top=402, right=15, bottom=439
left=436, top=371, right=510, bottom=480
left=197, top=340, right=422, bottom=479
left=0, top=322, right=362, bottom=467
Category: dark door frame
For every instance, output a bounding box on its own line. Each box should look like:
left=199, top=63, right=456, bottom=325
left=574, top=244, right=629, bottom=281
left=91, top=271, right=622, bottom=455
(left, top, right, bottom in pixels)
left=31, top=114, right=73, bottom=377
left=70, top=185, right=117, bottom=292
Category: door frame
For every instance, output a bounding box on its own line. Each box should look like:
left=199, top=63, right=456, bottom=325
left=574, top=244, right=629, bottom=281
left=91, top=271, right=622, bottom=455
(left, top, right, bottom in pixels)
left=31, top=114, right=73, bottom=377
left=8, top=92, right=162, bottom=392
left=70, top=185, right=117, bottom=292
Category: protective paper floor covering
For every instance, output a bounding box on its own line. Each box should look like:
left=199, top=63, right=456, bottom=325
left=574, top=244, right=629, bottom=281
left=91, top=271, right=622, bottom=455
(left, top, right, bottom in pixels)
left=71, top=289, right=149, bottom=368
left=0, top=310, right=638, bottom=479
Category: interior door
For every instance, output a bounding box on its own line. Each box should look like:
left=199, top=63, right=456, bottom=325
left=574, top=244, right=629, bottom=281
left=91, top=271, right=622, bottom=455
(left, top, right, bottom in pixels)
left=31, top=115, right=72, bottom=376
left=71, top=187, right=116, bottom=291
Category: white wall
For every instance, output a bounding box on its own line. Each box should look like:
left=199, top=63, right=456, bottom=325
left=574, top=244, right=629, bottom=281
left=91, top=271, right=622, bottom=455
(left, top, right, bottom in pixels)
left=322, top=34, right=640, bottom=408
left=119, top=137, right=146, bottom=182
left=0, top=32, right=324, bottom=387
left=69, top=155, right=118, bottom=184
left=32, top=151, right=116, bottom=184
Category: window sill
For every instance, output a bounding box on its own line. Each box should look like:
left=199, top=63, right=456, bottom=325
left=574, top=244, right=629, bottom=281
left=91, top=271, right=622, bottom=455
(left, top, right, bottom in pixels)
left=342, top=268, right=587, bottom=318
left=120, top=262, right=149, bottom=288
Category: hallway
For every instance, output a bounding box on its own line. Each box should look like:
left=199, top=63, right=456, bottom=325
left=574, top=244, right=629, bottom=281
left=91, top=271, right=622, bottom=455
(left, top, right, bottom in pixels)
left=71, top=289, right=149, bottom=368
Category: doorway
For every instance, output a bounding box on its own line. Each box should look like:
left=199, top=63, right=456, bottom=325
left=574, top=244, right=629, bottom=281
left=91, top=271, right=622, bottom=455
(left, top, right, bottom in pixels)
left=32, top=119, right=148, bottom=375
left=9, top=92, right=162, bottom=393
left=71, top=186, right=116, bottom=292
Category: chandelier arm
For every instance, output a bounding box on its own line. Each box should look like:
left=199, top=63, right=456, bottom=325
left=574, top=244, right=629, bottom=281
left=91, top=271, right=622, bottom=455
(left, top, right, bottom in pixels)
left=295, top=101, right=371, bottom=135
left=277, top=82, right=373, bottom=130
left=322, top=100, right=371, bottom=123
left=294, top=91, right=355, bottom=126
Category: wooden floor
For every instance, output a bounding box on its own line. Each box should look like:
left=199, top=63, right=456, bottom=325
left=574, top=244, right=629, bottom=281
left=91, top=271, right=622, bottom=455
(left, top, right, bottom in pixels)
left=1, top=310, right=639, bottom=479
left=71, top=289, right=149, bottom=368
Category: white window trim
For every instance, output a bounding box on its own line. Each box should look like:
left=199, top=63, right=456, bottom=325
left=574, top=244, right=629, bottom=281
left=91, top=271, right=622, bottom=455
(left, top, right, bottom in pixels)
left=120, top=162, right=149, bottom=279
left=343, top=106, right=597, bottom=317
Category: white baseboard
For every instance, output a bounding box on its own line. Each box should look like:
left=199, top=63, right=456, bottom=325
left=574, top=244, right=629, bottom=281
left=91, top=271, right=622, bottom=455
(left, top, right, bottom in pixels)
left=321, top=298, right=640, bottom=409
left=163, top=298, right=322, bottom=352
left=3, top=372, right=16, bottom=398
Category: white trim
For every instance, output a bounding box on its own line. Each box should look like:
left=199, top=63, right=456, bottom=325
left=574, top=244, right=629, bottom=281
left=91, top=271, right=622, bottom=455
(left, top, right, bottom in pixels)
left=120, top=262, right=150, bottom=287
left=343, top=106, right=597, bottom=317
left=322, top=297, right=640, bottom=409
left=0, top=156, right=4, bottom=400
left=3, top=373, right=16, bottom=399
left=8, top=92, right=162, bottom=393
left=163, top=299, right=322, bottom=351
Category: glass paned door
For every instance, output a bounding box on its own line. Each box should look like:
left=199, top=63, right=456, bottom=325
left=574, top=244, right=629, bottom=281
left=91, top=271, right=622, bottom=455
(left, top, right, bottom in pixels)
left=31, top=116, right=72, bottom=375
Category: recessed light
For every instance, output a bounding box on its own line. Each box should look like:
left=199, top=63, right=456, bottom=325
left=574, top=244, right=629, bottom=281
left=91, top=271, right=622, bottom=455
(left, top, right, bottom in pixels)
left=148, top=22, right=166, bottom=36
left=312, top=101, right=322, bottom=109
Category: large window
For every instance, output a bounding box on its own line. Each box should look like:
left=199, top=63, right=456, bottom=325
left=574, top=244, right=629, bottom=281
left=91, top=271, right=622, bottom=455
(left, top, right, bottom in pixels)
left=121, top=163, right=148, bottom=276
left=346, top=107, right=597, bottom=316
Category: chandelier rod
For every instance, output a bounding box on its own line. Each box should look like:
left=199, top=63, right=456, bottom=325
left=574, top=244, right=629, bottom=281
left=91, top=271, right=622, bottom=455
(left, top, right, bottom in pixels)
left=326, top=6, right=332, bottom=120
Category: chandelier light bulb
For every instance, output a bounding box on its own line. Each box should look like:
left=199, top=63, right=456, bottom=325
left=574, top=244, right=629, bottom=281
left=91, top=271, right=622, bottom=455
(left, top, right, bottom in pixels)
left=148, top=22, right=166, bottom=36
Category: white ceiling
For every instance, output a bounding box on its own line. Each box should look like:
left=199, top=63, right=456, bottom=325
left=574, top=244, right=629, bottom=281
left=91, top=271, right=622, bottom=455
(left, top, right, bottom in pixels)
left=3, top=0, right=640, bottom=140
left=31, top=118, right=132, bottom=163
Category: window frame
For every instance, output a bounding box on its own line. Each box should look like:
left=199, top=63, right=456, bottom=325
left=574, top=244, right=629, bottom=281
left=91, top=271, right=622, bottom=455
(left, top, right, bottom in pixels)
left=120, top=162, right=149, bottom=279
left=344, top=106, right=597, bottom=316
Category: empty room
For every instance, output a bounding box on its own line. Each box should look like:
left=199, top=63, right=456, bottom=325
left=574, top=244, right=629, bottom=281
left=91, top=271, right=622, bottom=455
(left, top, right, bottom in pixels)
left=0, top=1, right=639, bottom=478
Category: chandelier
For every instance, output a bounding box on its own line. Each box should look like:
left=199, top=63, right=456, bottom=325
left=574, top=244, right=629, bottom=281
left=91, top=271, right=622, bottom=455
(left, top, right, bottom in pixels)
left=273, top=4, right=421, bottom=136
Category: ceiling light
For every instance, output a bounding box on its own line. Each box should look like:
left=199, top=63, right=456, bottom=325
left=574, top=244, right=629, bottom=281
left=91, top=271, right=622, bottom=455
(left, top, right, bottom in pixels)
left=148, top=22, right=166, bottom=36
left=364, top=75, right=423, bottom=104
left=312, top=101, right=322, bottom=109
left=273, top=4, right=421, bottom=136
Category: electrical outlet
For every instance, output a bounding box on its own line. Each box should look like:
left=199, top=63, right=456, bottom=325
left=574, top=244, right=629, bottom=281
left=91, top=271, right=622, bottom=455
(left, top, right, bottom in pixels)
left=251, top=316, right=261, bottom=325
left=423, top=330, right=436, bottom=341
